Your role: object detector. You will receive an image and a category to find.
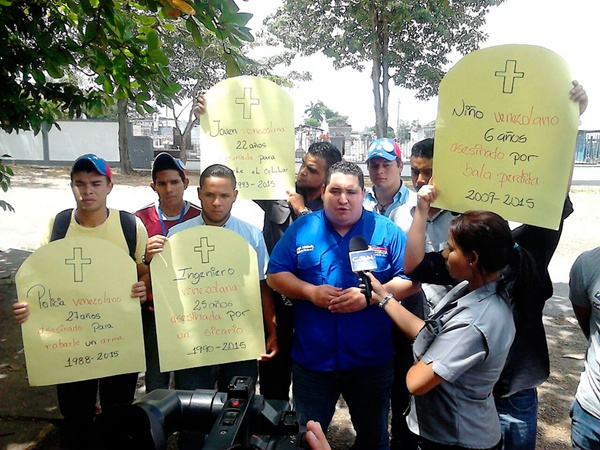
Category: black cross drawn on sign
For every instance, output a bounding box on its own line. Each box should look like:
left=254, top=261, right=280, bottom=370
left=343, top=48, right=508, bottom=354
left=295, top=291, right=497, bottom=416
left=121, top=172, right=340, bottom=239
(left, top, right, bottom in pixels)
left=495, top=60, right=525, bottom=94
left=235, top=87, right=260, bottom=119
left=65, top=247, right=92, bottom=282
left=194, top=237, right=215, bottom=264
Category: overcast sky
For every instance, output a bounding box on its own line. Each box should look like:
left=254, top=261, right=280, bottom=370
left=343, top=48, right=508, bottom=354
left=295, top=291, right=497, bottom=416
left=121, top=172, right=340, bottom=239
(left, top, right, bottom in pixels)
left=237, top=0, right=599, bottom=132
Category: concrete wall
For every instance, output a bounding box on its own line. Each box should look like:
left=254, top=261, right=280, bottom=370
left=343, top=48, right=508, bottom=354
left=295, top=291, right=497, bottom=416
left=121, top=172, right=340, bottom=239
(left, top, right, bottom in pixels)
left=0, top=129, right=44, bottom=160
left=0, top=120, right=153, bottom=169
left=47, top=121, right=119, bottom=162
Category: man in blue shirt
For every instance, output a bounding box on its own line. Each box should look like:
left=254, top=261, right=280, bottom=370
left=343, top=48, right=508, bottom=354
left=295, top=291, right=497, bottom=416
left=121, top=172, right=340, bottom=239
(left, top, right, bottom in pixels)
left=268, top=161, right=418, bottom=450
left=256, top=141, right=342, bottom=401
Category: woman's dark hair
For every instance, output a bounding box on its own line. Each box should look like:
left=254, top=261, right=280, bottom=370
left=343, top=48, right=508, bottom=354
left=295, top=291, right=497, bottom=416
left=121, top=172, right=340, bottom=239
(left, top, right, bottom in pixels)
left=449, top=210, right=514, bottom=274
left=449, top=210, right=534, bottom=313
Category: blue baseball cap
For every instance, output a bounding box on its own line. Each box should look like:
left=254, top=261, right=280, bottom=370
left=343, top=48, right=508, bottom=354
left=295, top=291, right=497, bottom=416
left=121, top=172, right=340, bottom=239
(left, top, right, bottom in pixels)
left=366, top=138, right=402, bottom=162
left=71, top=154, right=112, bottom=181
left=152, top=152, right=187, bottom=182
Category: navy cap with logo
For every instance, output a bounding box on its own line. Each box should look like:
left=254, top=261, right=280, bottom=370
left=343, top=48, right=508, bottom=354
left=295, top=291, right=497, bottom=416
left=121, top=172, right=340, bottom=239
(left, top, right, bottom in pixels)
left=152, top=152, right=187, bottom=182
left=71, top=154, right=112, bottom=181
left=366, top=138, right=402, bottom=162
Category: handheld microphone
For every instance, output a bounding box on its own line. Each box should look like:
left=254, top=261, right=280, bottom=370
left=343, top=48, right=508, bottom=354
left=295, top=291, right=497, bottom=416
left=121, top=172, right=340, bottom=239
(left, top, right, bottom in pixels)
left=349, top=236, right=377, bottom=303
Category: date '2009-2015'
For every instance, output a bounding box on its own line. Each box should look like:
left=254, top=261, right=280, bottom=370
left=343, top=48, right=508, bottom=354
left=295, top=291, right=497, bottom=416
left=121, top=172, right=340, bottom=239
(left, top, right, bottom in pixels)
left=465, top=190, right=534, bottom=209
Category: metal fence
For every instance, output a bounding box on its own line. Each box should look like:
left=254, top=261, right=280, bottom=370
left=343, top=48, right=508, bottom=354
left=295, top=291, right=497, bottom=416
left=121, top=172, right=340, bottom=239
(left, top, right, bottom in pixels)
left=186, top=129, right=600, bottom=165
left=575, top=130, right=600, bottom=164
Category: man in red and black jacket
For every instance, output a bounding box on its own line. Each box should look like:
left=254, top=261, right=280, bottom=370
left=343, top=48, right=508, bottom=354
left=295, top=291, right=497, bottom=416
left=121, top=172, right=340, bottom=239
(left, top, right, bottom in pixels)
left=134, top=152, right=201, bottom=392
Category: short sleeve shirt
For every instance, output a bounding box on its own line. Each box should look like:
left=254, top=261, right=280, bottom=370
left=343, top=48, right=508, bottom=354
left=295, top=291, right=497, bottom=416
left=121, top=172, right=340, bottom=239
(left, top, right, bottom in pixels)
left=267, top=209, right=407, bottom=371
left=407, top=281, right=515, bottom=447
left=168, top=214, right=269, bottom=281
left=41, top=209, right=148, bottom=264
left=569, top=247, right=600, bottom=420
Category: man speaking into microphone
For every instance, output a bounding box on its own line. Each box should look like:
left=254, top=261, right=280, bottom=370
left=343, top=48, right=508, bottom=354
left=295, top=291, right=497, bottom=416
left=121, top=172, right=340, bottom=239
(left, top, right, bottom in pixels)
left=267, top=161, right=419, bottom=450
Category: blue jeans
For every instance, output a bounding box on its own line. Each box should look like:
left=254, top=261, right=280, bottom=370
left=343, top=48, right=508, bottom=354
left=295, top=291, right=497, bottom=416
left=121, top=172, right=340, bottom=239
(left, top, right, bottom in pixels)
left=292, top=360, right=393, bottom=450
left=496, top=388, right=538, bottom=450
left=571, top=399, right=600, bottom=449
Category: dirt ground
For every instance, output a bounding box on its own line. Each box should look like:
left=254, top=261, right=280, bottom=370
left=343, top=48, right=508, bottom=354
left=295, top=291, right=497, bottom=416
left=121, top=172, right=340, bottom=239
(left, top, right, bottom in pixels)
left=3, top=164, right=599, bottom=449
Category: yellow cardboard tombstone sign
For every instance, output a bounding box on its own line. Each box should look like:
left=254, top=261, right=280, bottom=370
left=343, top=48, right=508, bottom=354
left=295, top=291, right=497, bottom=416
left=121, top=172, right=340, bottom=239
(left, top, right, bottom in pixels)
left=151, top=226, right=264, bottom=372
left=16, top=237, right=145, bottom=386
left=200, top=75, right=295, bottom=200
left=434, top=44, right=579, bottom=230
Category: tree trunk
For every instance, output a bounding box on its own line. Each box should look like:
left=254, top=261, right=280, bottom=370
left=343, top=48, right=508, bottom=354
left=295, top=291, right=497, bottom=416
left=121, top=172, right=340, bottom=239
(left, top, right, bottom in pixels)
left=180, top=116, right=198, bottom=164
left=169, top=101, right=200, bottom=164
left=118, top=98, right=133, bottom=175
left=370, top=5, right=390, bottom=139
left=370, top=5, right=384, bottom=138
left=380, top=14, right=390, bottom=138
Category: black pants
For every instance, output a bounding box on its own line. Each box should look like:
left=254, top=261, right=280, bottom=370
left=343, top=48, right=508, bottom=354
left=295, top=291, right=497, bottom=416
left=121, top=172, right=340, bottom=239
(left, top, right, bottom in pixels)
left=56, top=372, right=138, bottom=448
left=391, top=326, right=418, bottom=450
left=391, top=291, right=425, bottom=450
left=258, top=293, right=294, bottom=401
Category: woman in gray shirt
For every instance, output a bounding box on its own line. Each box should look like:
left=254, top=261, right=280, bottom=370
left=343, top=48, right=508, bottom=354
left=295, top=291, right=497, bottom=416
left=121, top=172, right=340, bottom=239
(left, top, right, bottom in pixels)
left=368, top=187, right=533, bottom=449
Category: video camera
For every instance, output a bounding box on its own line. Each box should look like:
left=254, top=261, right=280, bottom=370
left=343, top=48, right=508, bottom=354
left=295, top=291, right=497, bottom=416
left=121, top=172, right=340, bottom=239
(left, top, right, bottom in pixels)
left=89, top=376, right=306, bottom=449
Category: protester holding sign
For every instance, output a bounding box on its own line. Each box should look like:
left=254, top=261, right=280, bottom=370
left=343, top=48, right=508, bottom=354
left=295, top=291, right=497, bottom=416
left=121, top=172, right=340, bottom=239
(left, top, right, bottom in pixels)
left=144, top=163, right=277, bottom=388
left=404, top=81, right=587, bottom=449
left=134, top=152, right=201, bottom=392
left=144, top=163, right=277, bottom=449
left=12, top=154, right=148, bottom=449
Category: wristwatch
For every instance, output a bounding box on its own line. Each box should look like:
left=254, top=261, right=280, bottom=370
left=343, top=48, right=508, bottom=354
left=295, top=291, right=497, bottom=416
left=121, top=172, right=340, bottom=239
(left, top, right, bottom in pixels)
left=379, top=293, right=395, bottom=309
left=298, top=207, right=312, bottom=217
left=142, top=254, right=151, bottom=266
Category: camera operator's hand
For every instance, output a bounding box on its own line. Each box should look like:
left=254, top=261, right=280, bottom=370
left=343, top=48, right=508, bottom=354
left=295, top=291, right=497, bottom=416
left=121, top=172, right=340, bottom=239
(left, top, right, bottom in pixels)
left=305, top=420, right=331, bottom=450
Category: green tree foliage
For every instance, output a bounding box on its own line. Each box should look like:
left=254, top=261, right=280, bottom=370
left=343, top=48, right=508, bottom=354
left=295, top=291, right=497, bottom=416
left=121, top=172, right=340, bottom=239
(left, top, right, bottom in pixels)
left=303, top=100, right=349, bottom=127
left=0, top=0, right=254, bottom=135
left=1, top=0, right=255, bottom=173
left=365, top=125, right=395, bottom=139
left=396, top=119, right=415, bottom=143
left=266, top=0, right=504, bottom=138
left=0, top=155, right=14, bottom=212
